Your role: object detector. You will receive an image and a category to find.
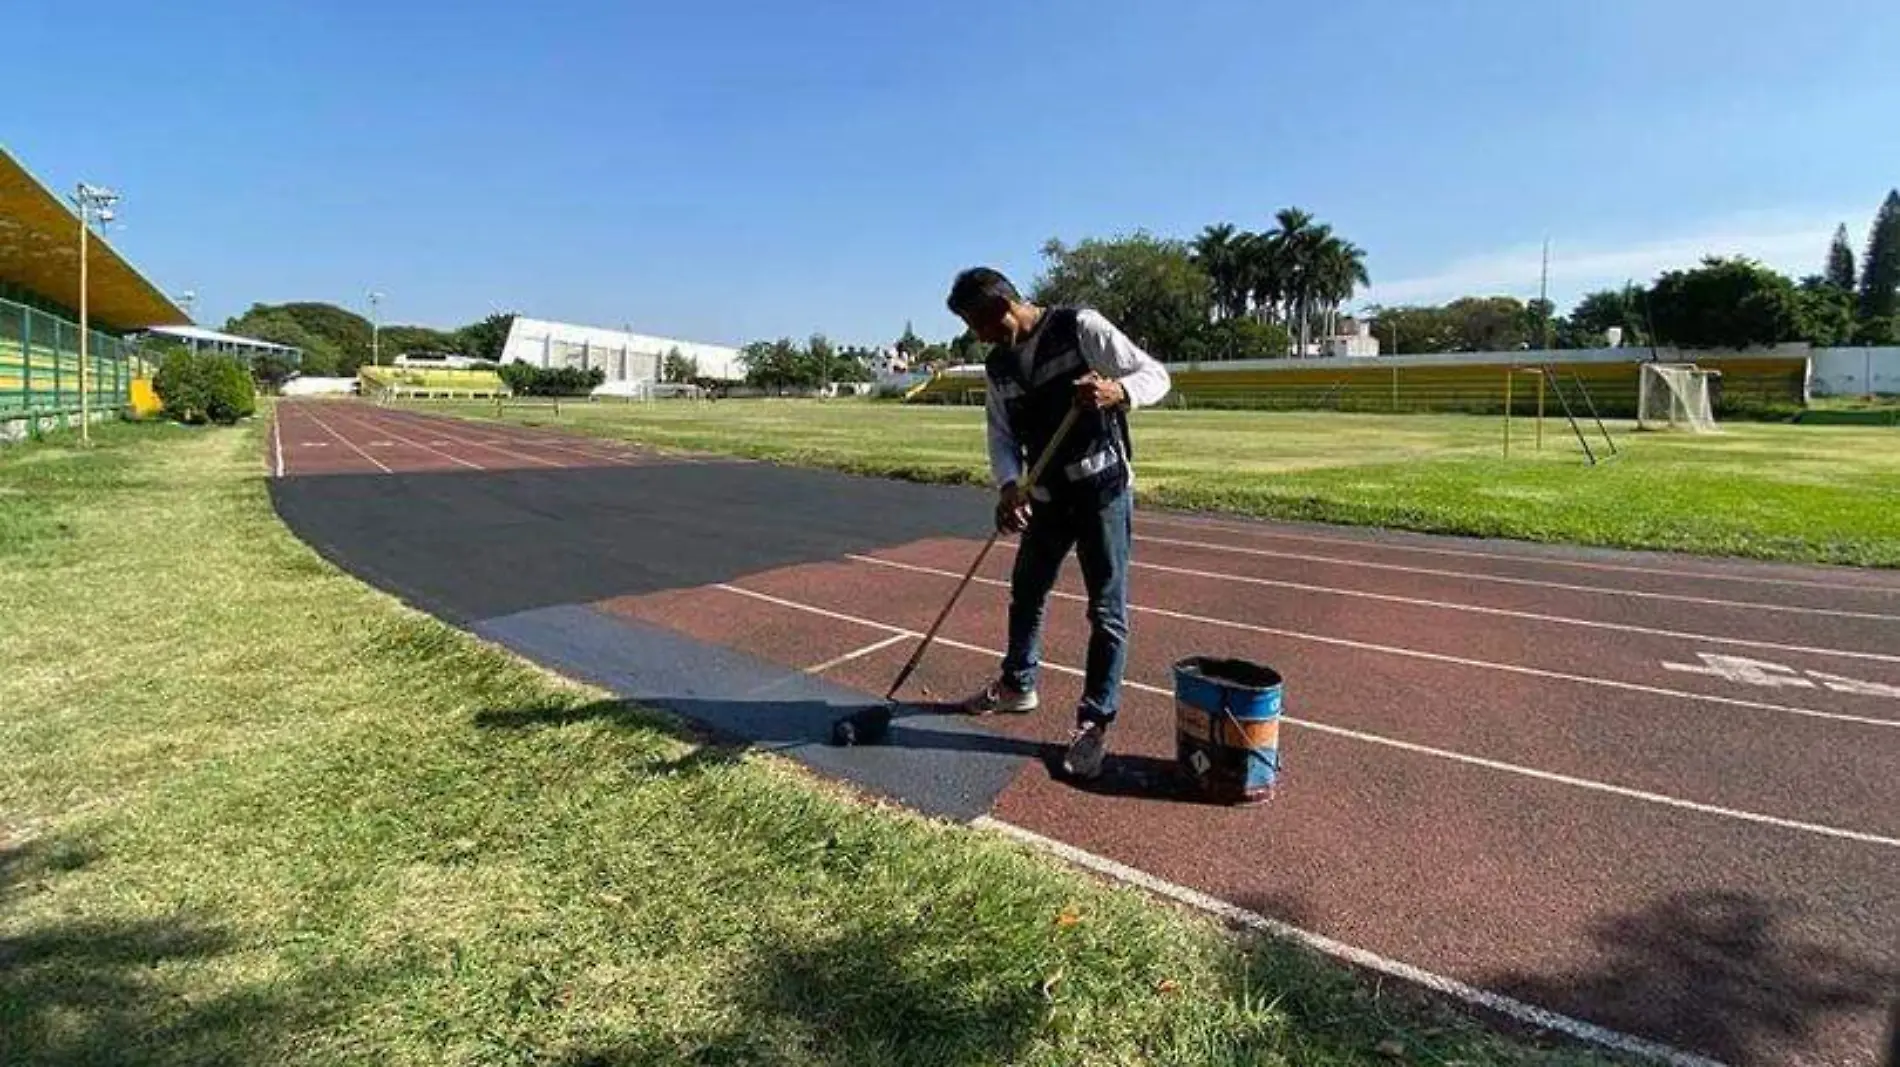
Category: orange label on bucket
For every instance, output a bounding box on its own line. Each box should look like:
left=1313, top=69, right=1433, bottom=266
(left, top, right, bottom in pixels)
left=1176, top=702, right=1279, bottom=750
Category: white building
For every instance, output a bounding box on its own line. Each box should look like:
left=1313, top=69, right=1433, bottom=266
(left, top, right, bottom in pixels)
left=1298, top=318, right=1380, bottom=358
left=498, top=316, right=743, bottom=383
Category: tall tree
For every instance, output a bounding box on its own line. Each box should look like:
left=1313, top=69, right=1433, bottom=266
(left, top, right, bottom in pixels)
left=1269, top=208, right=1319, bottom=354
left=1236, top=230, right=1284, bottom=331
left=808, top=333, right=835, bottom=390
left=1310, top=236, right=1370, bottom=341
left=1796, top=277, right=1857, bottom=346
left=894, top=322, right=926, bottom=358
left=1566, top=287, right=1646, bottom=348
left=1648, top=257, right=1804, bottom=349
left=1032, top=231, right=1213, bottom=359
left=457, top=312, right=516, bottom=363
left=1858, top=189, right=1900, bottom=334
left=1191, top=223, right=1247, bottom=320
left=1443, top=296, right=1531, bottom=352
left=1826, top=224, right=1857, bottom=293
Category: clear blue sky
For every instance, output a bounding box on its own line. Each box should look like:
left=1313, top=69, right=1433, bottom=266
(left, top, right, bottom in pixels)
left=8, top=0, right=1898, bottom=347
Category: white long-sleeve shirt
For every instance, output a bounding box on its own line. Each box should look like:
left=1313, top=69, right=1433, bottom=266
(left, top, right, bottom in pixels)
left=986, top=308, right=1172, bottom=489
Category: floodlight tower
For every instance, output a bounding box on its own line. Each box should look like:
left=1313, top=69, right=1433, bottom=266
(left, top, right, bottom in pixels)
left=368, top=290, right=385, bottom=366
left=72, top=182, right=122, bottom=445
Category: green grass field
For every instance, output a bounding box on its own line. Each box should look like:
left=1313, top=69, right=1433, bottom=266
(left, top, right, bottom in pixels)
left=424, top=399, right=1900, bottom=567
left=0, top=419, right=1624, bottom=1066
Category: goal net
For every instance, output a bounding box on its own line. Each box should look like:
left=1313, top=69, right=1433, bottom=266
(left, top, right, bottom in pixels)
left=1637, top=363, right=1717, bottom=432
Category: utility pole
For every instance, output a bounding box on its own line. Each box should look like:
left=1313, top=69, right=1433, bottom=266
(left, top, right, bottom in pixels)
left=72, top=183, right=122, bottom=446
left=368, top=291, right=384, bottom=366
left=1538, top=238, right=1553, bottom=351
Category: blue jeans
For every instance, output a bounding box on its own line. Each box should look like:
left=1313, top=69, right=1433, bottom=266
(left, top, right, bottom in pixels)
left=1000, top=489, right=1132, bottom=726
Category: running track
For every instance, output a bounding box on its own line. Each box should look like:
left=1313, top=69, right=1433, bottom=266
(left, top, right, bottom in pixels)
left=267, top=399, right=1900, bottom=1067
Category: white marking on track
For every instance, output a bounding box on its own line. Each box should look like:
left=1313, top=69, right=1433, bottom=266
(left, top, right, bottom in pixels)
left=297, top=406, right=393, bottom=473
left=1136, top=533, right=1900, bottom=623
left=365, top=410, right=592, bottom=468
left=1663, top=654, right=1816, bottom=689
left=1142, top=513, right=1900, bottom=597
left=1663, top=654, right=1900, bottom=700
left=323, top=409, right=485, bottom=471
left=803, top=634, right=910, bottom=675
left=711, top=581, right=1900, bottom=848
left=271, top=412, right=285, bottom=477
left=992, top=541, right=1900, bottom=666
left=850, top=553, right=1900, bottom=730
left=972, top=817, right=1728, bottom=1067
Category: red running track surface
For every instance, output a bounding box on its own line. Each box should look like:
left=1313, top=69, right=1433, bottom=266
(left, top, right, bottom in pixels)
left=271, top=400, right=1900, bottom=1066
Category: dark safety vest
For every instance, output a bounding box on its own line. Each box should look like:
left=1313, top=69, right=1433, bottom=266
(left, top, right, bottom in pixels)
left=985, top=306, right=1132, bottom=507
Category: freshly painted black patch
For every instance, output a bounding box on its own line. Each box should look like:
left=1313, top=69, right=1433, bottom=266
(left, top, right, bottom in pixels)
left=471, top=604, right=1038, bottom=821
left=269, top=460, right=991, bottom=623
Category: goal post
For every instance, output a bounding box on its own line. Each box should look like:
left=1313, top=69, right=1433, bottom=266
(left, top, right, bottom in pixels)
left=1637, top=363, right=1718, bottom=432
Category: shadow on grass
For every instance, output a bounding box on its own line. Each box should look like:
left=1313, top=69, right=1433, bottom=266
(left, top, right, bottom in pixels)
left=0, top=832, right=371, bottom=1067
left=1481, top=890, right=1900, bottom=1066
left=550, top=920, right=1049, bottom=1067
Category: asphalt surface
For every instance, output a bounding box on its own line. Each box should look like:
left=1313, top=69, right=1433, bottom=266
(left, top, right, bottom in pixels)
left=269, top=400, right=1900, bottom=1067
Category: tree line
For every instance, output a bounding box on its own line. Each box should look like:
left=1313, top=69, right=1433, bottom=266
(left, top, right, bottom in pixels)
left=880, top=187, right=1900, bottom=366
left=219, top=302, right=517, bottom=377
left=1372, top=189, right=1899, bottom=354
left=735, top=335, right=879, bottom=391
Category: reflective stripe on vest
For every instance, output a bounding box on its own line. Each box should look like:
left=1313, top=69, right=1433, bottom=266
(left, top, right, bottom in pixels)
left=1064, top=447, right=1120, bottom=483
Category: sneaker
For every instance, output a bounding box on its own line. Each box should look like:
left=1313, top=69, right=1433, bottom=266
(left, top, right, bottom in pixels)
left=1062, top=721, right=1109, bottom=780
left=959, top=680, right=1039, bottom=716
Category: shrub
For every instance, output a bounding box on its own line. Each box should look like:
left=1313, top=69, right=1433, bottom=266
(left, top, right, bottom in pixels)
left=497, top=362, right=606, bottom=396
left=154, top=350, right=256, bottom=425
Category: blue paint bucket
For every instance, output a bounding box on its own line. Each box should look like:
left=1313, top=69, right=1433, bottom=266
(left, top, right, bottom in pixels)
left=1173, top=656, right=1283, bottom=805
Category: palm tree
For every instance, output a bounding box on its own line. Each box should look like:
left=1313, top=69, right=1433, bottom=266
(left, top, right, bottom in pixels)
left=1235, top=230, right=1283, bottom=333
left=1191, top=224, right=1246, bottom=320
left=1311, top=237, right=1370, bottom=342
left=1268, top=209, right=1322, bottom=355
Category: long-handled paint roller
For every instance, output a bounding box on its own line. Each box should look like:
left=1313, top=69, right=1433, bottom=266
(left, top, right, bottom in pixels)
left=831, top=404, right=1083, bottom=746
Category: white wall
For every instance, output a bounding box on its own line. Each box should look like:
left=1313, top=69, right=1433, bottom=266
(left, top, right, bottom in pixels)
left=1809, top=347, right=1900, bottom=396
left=499, top=316, right=743, bottom=382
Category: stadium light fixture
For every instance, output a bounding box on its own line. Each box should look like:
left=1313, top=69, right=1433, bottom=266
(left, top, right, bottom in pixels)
left=72, top=182, right=124, bottom=446
left=368, top=291, right=385, bottom=366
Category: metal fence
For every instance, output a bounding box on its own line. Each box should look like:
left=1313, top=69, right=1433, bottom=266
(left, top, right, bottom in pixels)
left=0, top=295, right=144, bottom=420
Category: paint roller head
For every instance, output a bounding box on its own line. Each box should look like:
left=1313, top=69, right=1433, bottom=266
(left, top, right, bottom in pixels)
left=830, top=705, right=893, bottom=747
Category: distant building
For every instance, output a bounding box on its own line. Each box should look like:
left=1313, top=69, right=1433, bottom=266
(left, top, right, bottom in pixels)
left=498, top=316, right=743, bottom=383
left=865, top=347, right=910, bottom=379
left=1298, top=318, right=1381, bottom=358
left=394, top=351, right=481, bottom=369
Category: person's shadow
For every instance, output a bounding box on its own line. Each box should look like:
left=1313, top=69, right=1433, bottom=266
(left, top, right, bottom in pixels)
left=473, top=696, right=1223, bottom=807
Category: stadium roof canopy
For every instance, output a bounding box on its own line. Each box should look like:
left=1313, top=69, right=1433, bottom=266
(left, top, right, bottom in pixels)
left=0, top=145, right=189, bottom=332
left=146, top=324, right=301, bottom=354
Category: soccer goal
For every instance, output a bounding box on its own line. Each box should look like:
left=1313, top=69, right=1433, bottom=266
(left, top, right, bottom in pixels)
left=1637, top=363, right=1719, bottom=432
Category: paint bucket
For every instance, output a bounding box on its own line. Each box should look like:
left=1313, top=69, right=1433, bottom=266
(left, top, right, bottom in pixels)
left=1173, top=656, right=1282, bottom=805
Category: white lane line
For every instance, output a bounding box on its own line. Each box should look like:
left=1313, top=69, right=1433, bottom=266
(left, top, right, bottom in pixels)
left=853, top=553, right=1900, bottom=730
left=984, top=541, right=1900, bottom=666
left=712, top=582, right=1900, bottom=848
left=298, top=405, right=393, bottom=474
left=1138, top=533, right=1900, bottom=623
left=364, top=409, right=568, bottom=468
left=378, top=408, right=643, bottom=467
left=1143, top=512, right=1900, bottom=597
left=971, top=817, right=1728, bottom=1067
left=271, top=408, right=285, bottom=477
left=803, top=634, right=910, bottom=675
left=324, top=408, right=485, bottom=471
